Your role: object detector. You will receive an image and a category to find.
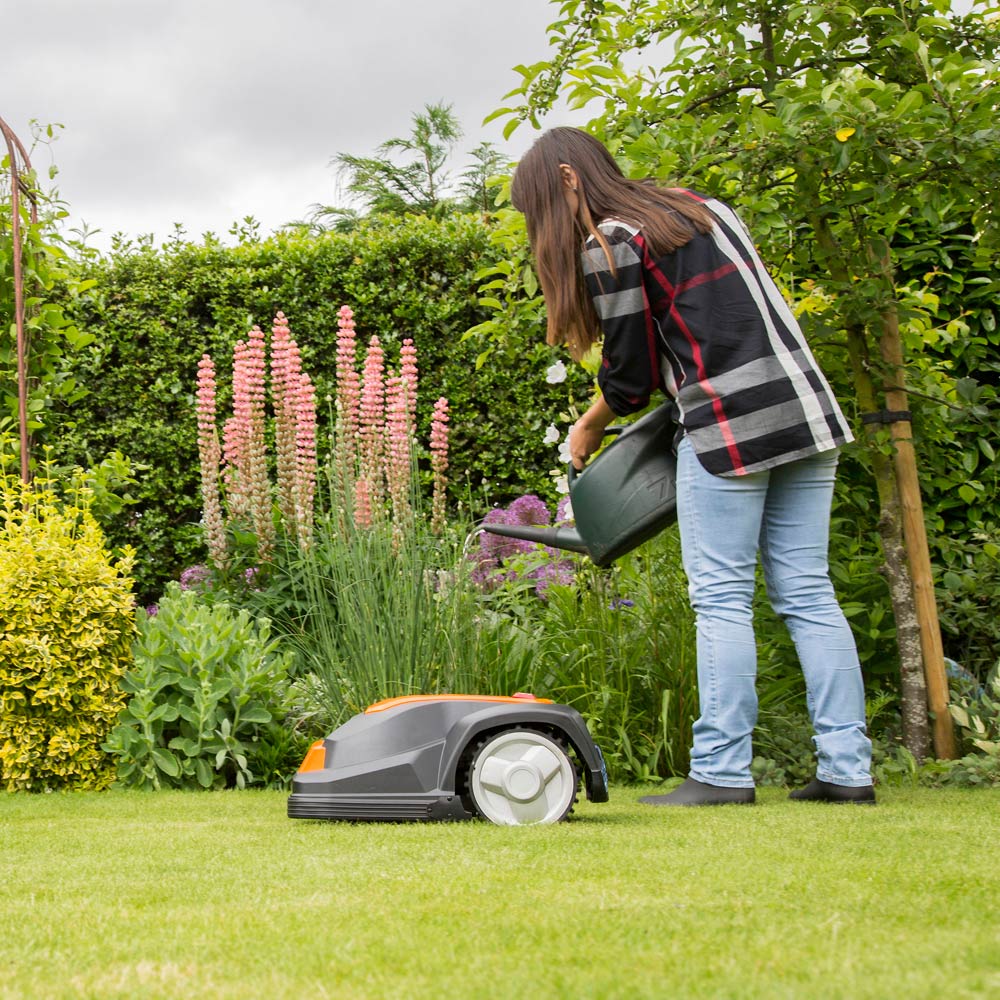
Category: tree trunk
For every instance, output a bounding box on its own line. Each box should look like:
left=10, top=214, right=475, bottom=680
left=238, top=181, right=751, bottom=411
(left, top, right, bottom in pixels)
left=872, top=247, right=956, bottom=759
left=844, top=324, right=931, bottom=760
left=874, top=492, right=931, bottom=756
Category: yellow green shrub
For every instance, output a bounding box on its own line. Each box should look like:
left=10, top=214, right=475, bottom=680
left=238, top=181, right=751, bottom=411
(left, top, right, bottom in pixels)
left=0, top=474, right=136, bottom=790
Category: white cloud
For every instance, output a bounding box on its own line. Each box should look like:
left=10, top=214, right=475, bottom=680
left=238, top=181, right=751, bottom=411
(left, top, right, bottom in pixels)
left=4, top=0, right=589, bottom=249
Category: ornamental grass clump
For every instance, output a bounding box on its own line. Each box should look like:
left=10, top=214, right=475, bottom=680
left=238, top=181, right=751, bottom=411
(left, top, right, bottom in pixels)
left=0, top=471, right=135, bottom=791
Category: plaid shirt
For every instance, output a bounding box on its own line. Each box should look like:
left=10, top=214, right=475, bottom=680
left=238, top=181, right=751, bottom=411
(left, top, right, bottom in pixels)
left=581, top=192, right=853, bottom=477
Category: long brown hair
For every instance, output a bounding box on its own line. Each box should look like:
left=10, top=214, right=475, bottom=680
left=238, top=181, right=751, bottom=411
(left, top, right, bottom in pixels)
left=510, top=127, right=715, bottom=360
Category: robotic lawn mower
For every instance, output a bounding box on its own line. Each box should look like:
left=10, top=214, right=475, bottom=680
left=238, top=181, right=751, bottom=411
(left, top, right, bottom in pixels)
left=288, top=693, right=608, bottom=826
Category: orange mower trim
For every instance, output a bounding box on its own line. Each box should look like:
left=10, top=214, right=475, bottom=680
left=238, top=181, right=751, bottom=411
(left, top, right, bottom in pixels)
left=296, top=739, right=327, bottom=773
left=365, top=693, right=552, bottom=714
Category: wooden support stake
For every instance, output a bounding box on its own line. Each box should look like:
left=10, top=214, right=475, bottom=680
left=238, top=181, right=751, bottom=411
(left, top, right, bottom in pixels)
left=878, top=281, right=956, bottom=760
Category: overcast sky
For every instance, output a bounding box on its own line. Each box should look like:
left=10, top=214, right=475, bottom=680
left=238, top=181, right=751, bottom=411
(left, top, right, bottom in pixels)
left=3, top=0, right=583, bottom=250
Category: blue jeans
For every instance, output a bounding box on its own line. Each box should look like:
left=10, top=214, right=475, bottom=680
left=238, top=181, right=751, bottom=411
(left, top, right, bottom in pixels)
left=676, top=436, right=872, bottom=788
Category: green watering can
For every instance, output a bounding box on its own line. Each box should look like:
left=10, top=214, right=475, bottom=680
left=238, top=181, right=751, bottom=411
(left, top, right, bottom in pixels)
left=483, top=402, right=678, bottom=567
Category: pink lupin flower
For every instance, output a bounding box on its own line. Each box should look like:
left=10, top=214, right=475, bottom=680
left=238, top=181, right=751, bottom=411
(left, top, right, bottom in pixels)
left=430, top=397, right=450, bottom=535
left=293, top=369, right=317, bottom=544
left=358, top=335, right=386, bottom=515
left=353, top=475, right=373, bottom=530
left=400, top=338, right=418, bottom=436
left=235, top=325, right=273, bottom=561
left=335, top=306, right=360, bottom=450
left=334, top=305, right=361, bottom=520
left=196, top=354, right=228, bottom=570
left=270, top=312, right=300, bottom=530
left=385, top=372, right=412, bottom=535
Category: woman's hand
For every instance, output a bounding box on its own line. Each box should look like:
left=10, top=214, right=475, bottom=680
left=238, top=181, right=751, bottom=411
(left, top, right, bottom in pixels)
left=569, top=395, right=616, bottom=470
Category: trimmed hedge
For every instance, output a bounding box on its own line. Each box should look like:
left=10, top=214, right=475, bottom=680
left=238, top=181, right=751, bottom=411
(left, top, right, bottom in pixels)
left=53, top=215, right=591, bottom=601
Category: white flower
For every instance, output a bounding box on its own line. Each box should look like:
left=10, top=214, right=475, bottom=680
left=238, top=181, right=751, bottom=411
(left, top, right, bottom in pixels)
left=545, top=360, right=567, bottom=384
left=555, top=474, right=570, bottom=495
left=543, top=424, right=560, bottom=445
left=558, top=435, right=572, bottom=464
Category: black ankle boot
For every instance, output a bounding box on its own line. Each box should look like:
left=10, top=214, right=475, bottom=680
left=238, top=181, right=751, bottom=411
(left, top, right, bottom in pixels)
left=639, top=778, right=755, bottom=807
left=789, top=778, right=876, bottom=804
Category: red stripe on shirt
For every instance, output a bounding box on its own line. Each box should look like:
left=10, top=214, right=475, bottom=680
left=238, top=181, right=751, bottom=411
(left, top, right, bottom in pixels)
left=636, top=234, right=745, bottom=474
left=677, top=261, right=739, bottom=294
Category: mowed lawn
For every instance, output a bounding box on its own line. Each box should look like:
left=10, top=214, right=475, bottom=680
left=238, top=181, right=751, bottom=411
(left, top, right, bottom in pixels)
left=1, top=786, right=998, bottom=999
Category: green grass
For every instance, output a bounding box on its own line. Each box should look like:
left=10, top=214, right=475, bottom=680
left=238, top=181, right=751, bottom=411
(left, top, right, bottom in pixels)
left=1, top=786, right=998, bottom=999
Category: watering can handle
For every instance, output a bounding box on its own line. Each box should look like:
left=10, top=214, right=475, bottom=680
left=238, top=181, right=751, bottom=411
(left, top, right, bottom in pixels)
left=567, top=424, right=624, bottom=487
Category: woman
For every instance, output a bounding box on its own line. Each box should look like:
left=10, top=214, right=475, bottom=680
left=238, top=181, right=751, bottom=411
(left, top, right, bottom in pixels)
left=510, top=127, right=874, bottom=806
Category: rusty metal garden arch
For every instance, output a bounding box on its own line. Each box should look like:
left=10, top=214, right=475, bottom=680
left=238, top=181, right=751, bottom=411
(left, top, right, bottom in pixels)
left=1, top=114, right=38, bottom=484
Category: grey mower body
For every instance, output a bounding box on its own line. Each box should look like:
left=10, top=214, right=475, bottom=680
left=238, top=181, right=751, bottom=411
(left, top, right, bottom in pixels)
left=288, top=694, right=608, bottom=825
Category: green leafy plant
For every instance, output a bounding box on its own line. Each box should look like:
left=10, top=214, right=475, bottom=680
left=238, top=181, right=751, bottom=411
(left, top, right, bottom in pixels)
left=103, top=583, right=295, bottom=789
left=256, top=509, right=508, bottom=727
left=949, top=661, right=1000, bottom=757
left=868, top=670, right=1000, bottom=788
left=0, top=468, right=135, bottom=790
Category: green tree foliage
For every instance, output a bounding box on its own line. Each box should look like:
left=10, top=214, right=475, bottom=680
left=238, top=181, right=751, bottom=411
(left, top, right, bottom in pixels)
left=327, top=102, right=463, bottom=221
left=1, top=129, right=96, bottom=470
left=49, top=215, right=591, bottom=603
left=458, top=142, right=509, bottom=215
left=313, top=105, right=510, bottom=229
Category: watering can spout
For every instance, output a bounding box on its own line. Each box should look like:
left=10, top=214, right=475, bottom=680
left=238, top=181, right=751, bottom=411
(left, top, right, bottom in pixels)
left=481, top=522, right=591, bottom=556
left=480, top=401, right=679, bottom=568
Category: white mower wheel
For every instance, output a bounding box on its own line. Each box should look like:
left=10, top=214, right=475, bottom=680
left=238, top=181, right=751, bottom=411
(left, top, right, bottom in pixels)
left=467, top=728, right=578, bottom=826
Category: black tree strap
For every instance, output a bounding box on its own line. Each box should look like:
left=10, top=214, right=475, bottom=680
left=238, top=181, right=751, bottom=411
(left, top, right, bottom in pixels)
left=860, top=409, right=913, bottom=425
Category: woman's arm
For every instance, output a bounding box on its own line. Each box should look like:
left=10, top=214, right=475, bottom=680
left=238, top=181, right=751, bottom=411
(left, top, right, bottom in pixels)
left=569, top=394, right=616, bottom=470
left=582, top=226, right=665, bottom=417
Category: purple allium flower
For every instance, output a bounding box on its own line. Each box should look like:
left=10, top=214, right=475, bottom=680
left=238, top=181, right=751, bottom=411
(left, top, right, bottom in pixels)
left=144, top=604, right=160, bottom=617
left=508, top=494, right=550, bottom=526
left=477, top=508, right=532, bottom=562
left=471, top=495, right=579, bottom=596
left=179, top=564, right=212, bottom=591
left=532, top=560, right=577, bottom=598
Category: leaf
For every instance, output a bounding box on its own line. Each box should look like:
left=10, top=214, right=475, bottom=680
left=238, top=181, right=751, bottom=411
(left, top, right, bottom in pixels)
left=239, top=705, right=271, bottom=725
left=949, top=705, right=969, bottom=728
left=894, top=89, right=925, bottom=118
left=167, top=736, right=200, bottom=757
left=195, top=758, right=213, bottom=788
left=149, top=702, right=180, bottom=723
left=151, top=747, right=180, bottom=777
left=958, top=484, right=978, bottom=504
